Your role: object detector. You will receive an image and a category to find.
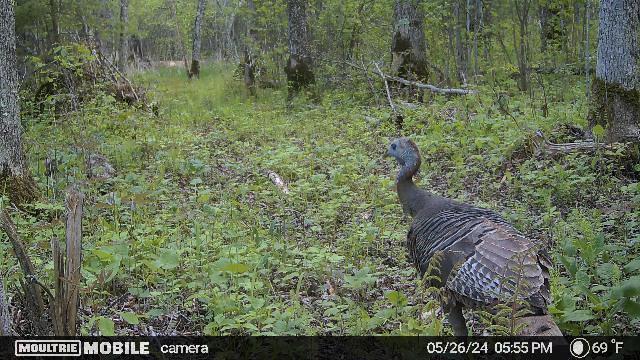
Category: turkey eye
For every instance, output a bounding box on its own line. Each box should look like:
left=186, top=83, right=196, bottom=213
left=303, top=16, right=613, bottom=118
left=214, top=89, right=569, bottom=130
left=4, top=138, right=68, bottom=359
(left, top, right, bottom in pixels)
left=391, top=143, right=397, bottom=150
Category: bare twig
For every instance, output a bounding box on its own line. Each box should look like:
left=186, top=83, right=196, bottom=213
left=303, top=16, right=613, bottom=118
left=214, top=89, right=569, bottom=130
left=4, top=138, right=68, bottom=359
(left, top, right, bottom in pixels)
left=374, top=62, right=399, bottom=115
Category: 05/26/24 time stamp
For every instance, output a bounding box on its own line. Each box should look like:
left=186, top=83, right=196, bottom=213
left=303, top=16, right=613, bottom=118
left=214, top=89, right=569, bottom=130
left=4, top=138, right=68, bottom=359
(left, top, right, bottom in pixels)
left=421, top=338, right=627, bottom=358
left=423, top=341, right=553, bottom=355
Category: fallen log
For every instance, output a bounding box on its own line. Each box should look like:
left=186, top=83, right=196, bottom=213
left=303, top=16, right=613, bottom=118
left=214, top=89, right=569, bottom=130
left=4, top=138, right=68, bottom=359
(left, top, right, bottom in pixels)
left=531, top=130, right=628, bottom=157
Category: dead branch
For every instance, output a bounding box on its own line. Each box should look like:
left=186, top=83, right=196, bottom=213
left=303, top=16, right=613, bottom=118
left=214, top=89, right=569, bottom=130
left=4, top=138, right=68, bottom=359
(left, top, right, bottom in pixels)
left=341, top=59, right=476, bottom=95
left=62, top=188, right=83, bottom=336
left=51, top=237, right=64, bottom=335
left=0, top=210, right=48, bottom=334
left=381, top=73, right=477, bottom=95
left=267, top=171, right=290, bottom=195
left=95, top=50, right=140, bottom=102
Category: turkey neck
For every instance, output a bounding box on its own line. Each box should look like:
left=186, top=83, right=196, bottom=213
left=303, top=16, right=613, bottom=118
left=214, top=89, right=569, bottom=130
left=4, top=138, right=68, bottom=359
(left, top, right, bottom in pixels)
left=396, top=157, right=433, bottom=217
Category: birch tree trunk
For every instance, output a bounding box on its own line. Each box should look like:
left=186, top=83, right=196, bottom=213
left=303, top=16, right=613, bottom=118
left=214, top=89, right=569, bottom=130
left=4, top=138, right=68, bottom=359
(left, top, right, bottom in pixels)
left=118, top=0, right=129, bottom=72
left=189, top=0, right=207, bottom=79
left=285, top=0, right=315, bottom=98
left=391, top=0, right=429, bottom=83
left=588, top=0, right=640, bottom=142
left=0, top=0, right=38, bottom=205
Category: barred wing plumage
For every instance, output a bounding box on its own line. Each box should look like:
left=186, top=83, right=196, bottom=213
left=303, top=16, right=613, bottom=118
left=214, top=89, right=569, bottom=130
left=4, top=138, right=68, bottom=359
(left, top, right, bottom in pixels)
left=407, top=206, right=551, bottom=312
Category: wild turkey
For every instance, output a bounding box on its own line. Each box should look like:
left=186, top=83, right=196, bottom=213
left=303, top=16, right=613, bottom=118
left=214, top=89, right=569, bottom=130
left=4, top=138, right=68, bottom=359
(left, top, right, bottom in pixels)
left=385, top=137, right=562, bottom=336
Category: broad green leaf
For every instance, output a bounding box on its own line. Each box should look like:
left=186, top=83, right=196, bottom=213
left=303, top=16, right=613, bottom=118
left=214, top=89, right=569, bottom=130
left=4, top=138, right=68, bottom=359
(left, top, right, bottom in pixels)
left=119, top=312, right=140, bottom=325
left=624, top=258, right=640, bottom=273
left=623, top=300, right=640, bottom=318
left=563, top=309, right=595, bottom=322
left=385, top=290, right=407, bottom=307
left=592, top=124, right=605, bottom=139
left=221, top=263, right=249, bottom=274
left=156, top=250, right=179, bottom=270
left=613, top=276, right=640, bottom=298
left=97, top=317, right=115, bottom=336
left=146, top=309, right=164, bottom=319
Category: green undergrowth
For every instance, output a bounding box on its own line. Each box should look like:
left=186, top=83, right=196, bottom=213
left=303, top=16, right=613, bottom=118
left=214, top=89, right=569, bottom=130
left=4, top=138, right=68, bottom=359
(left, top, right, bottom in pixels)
left=2, top=63, right=639, bottom=335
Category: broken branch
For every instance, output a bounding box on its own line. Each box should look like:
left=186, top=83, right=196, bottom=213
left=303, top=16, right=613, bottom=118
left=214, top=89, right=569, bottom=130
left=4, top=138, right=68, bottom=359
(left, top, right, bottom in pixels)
left=267, top=171, right=290, bottom=195
left=0, top=210, right=47, bottom=334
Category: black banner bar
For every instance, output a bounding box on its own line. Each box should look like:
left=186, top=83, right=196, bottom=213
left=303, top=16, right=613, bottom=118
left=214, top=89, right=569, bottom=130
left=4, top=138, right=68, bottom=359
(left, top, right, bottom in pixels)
left=3, top=336, right=640, bottom=359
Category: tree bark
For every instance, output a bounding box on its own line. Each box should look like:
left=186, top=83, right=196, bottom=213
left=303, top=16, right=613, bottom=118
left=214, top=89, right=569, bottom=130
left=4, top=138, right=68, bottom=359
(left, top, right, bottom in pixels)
left=48, top=0, right=60, bottom=45
left=285, top=0, right=315, bottom=97
left=539, top=0, right=564, bottom=53
left=242, top=0, right=258, bottom=96
left=118, top=0, right=129, bottom=72
left=514, top=0, right=531, bottom=92
left=169, top=0, right=190, bottom=76
left=0, top=0, right=38, bottom=205
left=588, top=0, right=640, bottom=142
left=189, top=0, right=207, bottom=79
left=453, top=0, right=467, bottom=84
left=391, top=0, right=429, bottom=85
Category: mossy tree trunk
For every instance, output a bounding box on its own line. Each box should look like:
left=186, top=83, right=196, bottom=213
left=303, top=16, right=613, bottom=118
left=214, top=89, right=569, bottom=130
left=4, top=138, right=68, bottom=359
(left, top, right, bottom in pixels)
left=189, top=0, right=207, bottom=79
left=285, top=0, right=315, bottom=98
left=588, top=0, right=639, bottom=143
left=391, top=0, right=429, bottom=99
left=0, top=0, right=38, bottom=205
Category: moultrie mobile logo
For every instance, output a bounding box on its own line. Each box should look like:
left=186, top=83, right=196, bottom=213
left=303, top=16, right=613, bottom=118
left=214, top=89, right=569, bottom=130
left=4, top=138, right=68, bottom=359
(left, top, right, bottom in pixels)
left=14, top=340, right=151, bottom=356
left=15, top=340, right=81, bottom=357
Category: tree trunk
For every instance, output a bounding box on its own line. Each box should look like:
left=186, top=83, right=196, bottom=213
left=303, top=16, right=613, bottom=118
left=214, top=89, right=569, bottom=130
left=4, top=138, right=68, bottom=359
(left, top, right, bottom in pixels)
left=453, top=0, right=467, bottom=84
left=243, top=0, right=258, bottom=95
left=285, top=0, right=315, bottom=98
left=118, top=0, right=129, bottom=72
left=588, top=0, right=640, bottom=142
left=584, top=0, right=591, bottom=97
left=169, top=0, right=190, bottom=76
left=189, top=0, right=207, bottom=79
left=539, top=1, right=563, bottom=53
left=391, top=0, right=429, bottom=84
left=514, top=0, right=531, bottom=92
left=48, top=0, right=60, bottom=45
left=0, top=0, right=38, bottom=205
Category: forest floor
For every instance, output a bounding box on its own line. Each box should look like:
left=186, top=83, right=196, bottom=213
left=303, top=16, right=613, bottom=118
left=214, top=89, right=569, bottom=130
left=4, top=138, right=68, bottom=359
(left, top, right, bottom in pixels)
left=5, top=63, right=640, bottom=335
